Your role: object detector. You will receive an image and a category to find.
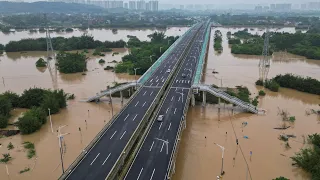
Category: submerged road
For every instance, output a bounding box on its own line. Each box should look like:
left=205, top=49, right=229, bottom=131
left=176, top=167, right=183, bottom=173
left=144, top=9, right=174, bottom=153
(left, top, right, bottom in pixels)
left=65, top=23, right=203, bottom=180
left=125, top=22, right=209, bottom=180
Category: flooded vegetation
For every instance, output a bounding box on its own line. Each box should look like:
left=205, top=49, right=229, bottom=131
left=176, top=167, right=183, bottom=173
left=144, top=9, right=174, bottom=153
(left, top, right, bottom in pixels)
left=0, top=27, right=319, bottom=180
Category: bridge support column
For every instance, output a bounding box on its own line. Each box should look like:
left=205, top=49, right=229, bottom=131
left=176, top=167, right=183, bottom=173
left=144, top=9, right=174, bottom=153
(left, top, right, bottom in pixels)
left=202, top=91, right=206, bottom=106
left=120, top=91, right=123, bottom=103
left=191, top=94, right=195, bottom=106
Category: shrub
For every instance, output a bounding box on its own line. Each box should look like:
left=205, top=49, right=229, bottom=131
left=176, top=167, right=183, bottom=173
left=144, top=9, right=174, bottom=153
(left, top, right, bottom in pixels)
left=255, top=79, right=263, bottom=86
left=273, top=176, right=289, bottom=180
left=265, top=80, right=280, bottom=92
left=17, top=107, right=47, bottom=134
left=19, top=88, right=46, bottom=108
left=0, top=95, right=12, bottom=116
left=23, top=142, right=36, bottom=159
left=258, top=90, right=266, bottom=96
left=19, top=167, right=30, bottom=174
left=252, top=97, right=259, bottom=106
left=7, top=142, right=14, bottom=150
left=56, top=52, right=87, bottom=74
left=0, top=153, right=12, bottom=163
left=41, top=93, right=60, bottom=114
left=99, top=59, right=105, bottom=64
left=228, top=38, right=241, bottom=44
left=35, top=58, right=47, bottom=67
left=2, top=91, right=20, bottom=108
left=0, top=115, right=9, bottom=128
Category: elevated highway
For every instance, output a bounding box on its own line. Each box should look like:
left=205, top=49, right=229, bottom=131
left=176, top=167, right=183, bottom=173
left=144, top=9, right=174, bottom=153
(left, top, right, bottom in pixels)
left=61, top=23, right=204, bottom=180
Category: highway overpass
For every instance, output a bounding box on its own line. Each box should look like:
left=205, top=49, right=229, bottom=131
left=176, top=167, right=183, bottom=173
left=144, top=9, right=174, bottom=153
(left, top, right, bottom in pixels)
left=61, top=23, right=205, bottom=180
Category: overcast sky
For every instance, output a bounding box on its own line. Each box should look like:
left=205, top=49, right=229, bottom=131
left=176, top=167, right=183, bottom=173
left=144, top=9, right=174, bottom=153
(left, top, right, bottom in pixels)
left=158, top=0, right=309, bottom=4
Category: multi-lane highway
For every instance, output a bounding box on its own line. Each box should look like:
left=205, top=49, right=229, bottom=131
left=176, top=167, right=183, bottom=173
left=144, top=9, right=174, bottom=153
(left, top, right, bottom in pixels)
left=65, top=23, right=203, bottom=180
left=124, top=22, right=209, bottom=180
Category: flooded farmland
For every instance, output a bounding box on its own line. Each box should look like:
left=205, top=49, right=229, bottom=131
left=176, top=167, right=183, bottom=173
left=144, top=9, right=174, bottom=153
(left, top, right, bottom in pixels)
left=0, top=27, right=319, bottom=180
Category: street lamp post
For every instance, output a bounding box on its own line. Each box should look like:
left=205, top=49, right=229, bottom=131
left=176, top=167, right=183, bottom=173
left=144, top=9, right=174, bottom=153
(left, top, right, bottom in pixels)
left=57, top=125, right=70, bottom=173
left=109, top=93, right=114, bottom=117
left=176, top=89, right=184, bottom=103
left=155, top=138, right=169, bottom=154
left=160, top=47, right=163, bottom=53
left=149, top=55, right=155, bottom=72
left=214, top=143, right=225, bottom=176
left=48, top=108, right=53, bottom=133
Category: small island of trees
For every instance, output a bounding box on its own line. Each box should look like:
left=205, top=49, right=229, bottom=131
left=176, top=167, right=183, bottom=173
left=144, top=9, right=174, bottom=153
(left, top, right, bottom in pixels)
left=35, top=58, right=47, bottom=67
left=56, top=51, right=87, bottom=74
left=0, top=88, right=73, bottom=134
left=213, top=30, right=222, bottom=52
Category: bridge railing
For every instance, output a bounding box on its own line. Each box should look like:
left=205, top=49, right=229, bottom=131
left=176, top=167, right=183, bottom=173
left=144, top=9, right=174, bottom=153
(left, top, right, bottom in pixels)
left=166, top=21, right=212, bottom=179
left=138, top=24, right=196, bottom=84
left=193, top=20, right=211, bottom=85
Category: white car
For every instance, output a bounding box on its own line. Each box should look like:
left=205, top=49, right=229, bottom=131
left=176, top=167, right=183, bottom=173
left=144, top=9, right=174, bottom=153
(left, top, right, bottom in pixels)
left=166, top=69, right=171, bottom=73
left=157, top=115, right=164, bottom=122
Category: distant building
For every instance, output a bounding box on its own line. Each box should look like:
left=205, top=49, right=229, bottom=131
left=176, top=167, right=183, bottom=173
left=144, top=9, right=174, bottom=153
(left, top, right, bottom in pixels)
left=269, top=3, right=291, bottom=11
left=129, top=1, right=136, bottom=10
left=308, top=2, right=320, bottom=10
left=179, top=5, right=184, bottom=9
left=124, top=2, right=128, bottom=8
left=146, top=2, right=151, bottom=11
left=301, top=4, right=307, bottom=10
left=137, top=0, right=146, bottom=10
left=150, top=1, right=158, bottom=11
left=255, top=5, right=263, bottom=11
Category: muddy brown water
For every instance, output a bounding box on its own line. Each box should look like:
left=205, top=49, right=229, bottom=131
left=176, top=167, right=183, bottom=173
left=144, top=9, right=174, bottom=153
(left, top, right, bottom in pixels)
left=0, top=27, right=319, bottom=180
left=0, top=27, right=189, bottom=45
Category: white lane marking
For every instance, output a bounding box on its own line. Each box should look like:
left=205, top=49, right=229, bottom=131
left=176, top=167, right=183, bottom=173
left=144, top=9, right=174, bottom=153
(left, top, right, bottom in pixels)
left=149, top=141, right=154, bottom=151
left=188, top=80, right=190, bottom=83
left=124, top=114, right=130, bottom=121
left=90, top=153, right=100, bottom=165
left=150, top=91, right=153, bottom=96
left=166, top=108, right=169, bottom=114
left=142, top=102, right=146, bottom=107
left=143, top=91, right=147, bottom=96
left=133, top=114, right=138, bottom=121
left=176, top=80, right=178, bottom=83
left=168, top=123, right=171, bottom=130
left=156, top=79, right=159, bottom=82
left=120, top=131, right=126, bottom=140
left=159, top=122, right=163, bottom=130
left=150, top=83, right=153, bottom=86
left=155, top=76, right=158, bottom=79
left=160, top=142, right=164, bottom=152
left=110, top=131, right=117, bottom=139
left=137, top=168, right=143, bottom=180
left=150, top=79, right=153, bottom=82
left=150, top=169, right=156, bottom=180
left=174, top=108, right=177, bottom=114
left=171, top=96, right=174, bottom=101
left=135, top=101, right=139, bottom=107
left=161, top=76, right=164, bottom=79
left=162, top=79, right=164, bottom=83
left=178, top=96, right=181, bottom=101
left=156, top=83, right=159, bottom=86
left=102, top=153, right=111, bottom=165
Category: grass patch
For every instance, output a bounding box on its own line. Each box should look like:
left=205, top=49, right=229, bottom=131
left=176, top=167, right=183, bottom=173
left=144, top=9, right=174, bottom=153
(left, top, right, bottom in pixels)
left=23, top=142, right=36, bottom=159
left=19, top=167, right=30, bottom=174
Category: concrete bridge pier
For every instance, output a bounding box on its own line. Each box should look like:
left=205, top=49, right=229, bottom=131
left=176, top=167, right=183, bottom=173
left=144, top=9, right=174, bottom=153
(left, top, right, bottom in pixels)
left=191, top=94, right=195, bottom=106
left=202, top=91, right=206, bottom=106
left=120, top=91, right=123, bottom=103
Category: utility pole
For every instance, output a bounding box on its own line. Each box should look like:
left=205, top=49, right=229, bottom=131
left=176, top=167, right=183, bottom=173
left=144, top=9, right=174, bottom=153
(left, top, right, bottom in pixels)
left=48, top=108, right=53, bottom=133
left=214, top=143, right=225, bottom=176
left=176, top=89, right=184, bottom=103
left=57, top=125, right=70, bottom=174
left=109, top=93, right=114, bottom=117
left=259, top=28, right=271, bottom=84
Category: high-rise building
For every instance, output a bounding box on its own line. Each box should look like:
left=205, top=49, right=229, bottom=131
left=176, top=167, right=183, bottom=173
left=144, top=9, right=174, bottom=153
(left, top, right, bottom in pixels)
left=149, top=1, right=158, bottom=11
left=124, top=2, right=128, bottom=9
left=301, top=4, right=307, bottom=10
left=180, top=5, right=184, bottom=9
left=137, top=0, right=146, bottom=10
left=129, top=1, right=136, bottom=10
left=146, top=2, right=151, bottom=11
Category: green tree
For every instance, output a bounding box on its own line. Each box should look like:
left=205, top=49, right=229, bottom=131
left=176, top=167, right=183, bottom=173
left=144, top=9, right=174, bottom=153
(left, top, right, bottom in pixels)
left=273, top=177, right=289, bottom=180
left=2, top=91, right=20, bottom=108
left=17, top=107, right=47, bottom=134
left=19, top=88, right=46, bottom=108
left=0, top=115, right=9, bottom=128
left=7, top=142, right=14, bottom=150
left=35, top=58, right=47, bottom=67
left=56, top=52, right=87, bottom=73
left=0, top=95, right=12, bottom=116
left=258, top=90, right=266, bottom=96
left=41, top=93, right=60, bottom=114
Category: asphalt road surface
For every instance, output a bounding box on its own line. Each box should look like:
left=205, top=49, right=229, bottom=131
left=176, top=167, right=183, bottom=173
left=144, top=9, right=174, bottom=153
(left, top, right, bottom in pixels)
left=65, top=23, right=203, bottom=180
left=124, top=22, right=208, bottom=180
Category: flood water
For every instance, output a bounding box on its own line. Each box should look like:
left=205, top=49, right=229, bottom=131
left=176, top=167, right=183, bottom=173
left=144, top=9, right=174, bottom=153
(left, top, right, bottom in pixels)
left=0, top=27, right=189, bottom=45
left=0, top=27, right=319, bottom=180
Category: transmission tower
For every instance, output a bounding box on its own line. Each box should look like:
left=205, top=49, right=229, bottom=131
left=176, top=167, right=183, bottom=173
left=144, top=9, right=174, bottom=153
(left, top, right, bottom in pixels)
left=44, top=14, right=58, bottom=89
left=259, top=28, right=271, bottom=83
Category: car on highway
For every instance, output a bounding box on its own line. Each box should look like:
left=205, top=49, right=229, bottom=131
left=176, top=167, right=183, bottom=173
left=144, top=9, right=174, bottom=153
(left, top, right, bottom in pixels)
left=166, top=69, right=171, bottom=73
left=182, top=73, right=186, bottom=78
left=157, top=115, right=164, bottom=122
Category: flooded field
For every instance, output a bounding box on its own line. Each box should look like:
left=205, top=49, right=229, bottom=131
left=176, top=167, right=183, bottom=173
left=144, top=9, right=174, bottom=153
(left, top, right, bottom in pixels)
left=0, top=27, right=189, bottom=45
left=0, top=27, right=319, bottom=180
left=172, top=27, right=320, bottom=180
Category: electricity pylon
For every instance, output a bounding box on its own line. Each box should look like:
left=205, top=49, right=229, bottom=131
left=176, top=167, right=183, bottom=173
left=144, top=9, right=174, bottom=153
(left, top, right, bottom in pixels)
left=44, top=14, right=57, bottom=89
left=259, top=28, right=271, bottom=83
